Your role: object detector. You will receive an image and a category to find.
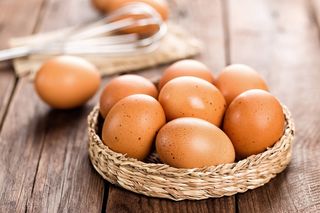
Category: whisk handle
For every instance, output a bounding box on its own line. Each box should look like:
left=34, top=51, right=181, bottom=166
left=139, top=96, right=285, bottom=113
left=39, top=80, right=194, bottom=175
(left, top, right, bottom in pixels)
left=0, top=46, right=31, bottom=61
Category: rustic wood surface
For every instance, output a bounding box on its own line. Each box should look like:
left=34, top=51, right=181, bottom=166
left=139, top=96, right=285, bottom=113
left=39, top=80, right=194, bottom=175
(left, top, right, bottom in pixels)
left=228, top=0, right=320, bottom=212
left=0, top=0, right=319, bottom=212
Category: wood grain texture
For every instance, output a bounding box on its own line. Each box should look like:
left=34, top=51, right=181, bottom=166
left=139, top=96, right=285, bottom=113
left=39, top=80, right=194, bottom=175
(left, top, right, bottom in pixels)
left=0, top=0, right=44, bottom=49
left=0, top=0, right=45, bottom=212
left=0, top=68, right=16, bottom=130
left=33, top=0, right=99, bottom=32
left=0, top=78, right=49, bottom=212
left=0, top=0, right=105, bottom=212
left=227, top=0, right=320, bottom=212
left=105, top=0, right=236, bottom=212
left=24, top=0, right=105, bottom=212
left=170, top=0, right=226, bottom=74
left=0, top=0, right=45, bottom=129
left=107, top=186, right=234, bottom=213
left=25, top=97, right=105, bottom=213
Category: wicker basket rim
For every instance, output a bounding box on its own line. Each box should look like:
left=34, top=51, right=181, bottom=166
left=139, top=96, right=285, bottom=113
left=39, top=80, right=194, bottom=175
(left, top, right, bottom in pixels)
left=88, top=104, right=295, bottom=174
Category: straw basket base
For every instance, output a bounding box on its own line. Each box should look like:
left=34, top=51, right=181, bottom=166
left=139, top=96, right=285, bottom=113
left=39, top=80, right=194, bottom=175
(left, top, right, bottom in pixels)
left=88, top=105, right=294, bottom=201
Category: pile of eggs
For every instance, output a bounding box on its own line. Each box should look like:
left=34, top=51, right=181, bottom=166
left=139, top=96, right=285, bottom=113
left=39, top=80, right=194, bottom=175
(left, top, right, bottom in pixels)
left=98, top=60, right=285, bottom=168
left=33, top=56, right=285, bottom=168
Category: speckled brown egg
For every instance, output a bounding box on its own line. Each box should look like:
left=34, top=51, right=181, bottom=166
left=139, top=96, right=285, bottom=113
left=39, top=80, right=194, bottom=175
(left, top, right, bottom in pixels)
left=102, top=94, right=166, bottom=160
left=99, top=74, right=158, bottom=118
left=158, top=76, right=226, bottom=126
left=156, top=117, right=235, bottom=168
left=34, top=56, right=101, bottom=109
left=215, top=64, right=269, bottom=105
left=223, top=89, right=285, bottom=159
left=158, top=59, right=215, bottom=90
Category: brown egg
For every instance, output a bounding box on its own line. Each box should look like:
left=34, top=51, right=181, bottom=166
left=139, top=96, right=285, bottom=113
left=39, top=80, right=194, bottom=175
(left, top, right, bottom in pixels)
left=156, top=117, right=235, bottom=168
left=92, top=0, right=168, bottom=35
left=99, top=74, right=158, bottom=118
left=215, top=64, right=269, bottom=105
left=93, top=0, right=169, bottom=21
left=91, top=0, right=107, bottom=11
left=112, top=13, right=161, bottom=36
left=102, top=94, right=166, bottom=160
left=158, top=76, right=226, bottom=126
left=34, top=56, right=101, bottom=109
left=223, top=89, right=285, bottom=159
left=158, top=60, right=215, bottom=90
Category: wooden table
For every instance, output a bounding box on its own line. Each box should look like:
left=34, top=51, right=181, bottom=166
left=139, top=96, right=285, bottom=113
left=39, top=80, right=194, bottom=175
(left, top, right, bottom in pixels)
left=1, top=0, right=320, bottom=212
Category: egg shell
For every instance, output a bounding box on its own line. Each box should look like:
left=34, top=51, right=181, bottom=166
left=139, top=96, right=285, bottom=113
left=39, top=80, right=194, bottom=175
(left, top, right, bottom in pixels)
left=156, top=117, right=235, bottom=168
left=91, top=0, right=168, bottom=35
left=158, top=60, right=215, bottom=90
left=110, top=13, right=160, bottom=36
left=158, top=76, right=226, bottom=126
left=98, top=0, right=169, bottom=20
left=215, top=64, right=269, bottom=105
left=102, top=94, right=166, bottom=160
left=91, top=0, right=106, bottom=11
left=223, top=89, right=285, bottom=159
left=34, top=56, right=101, bottom=109
left=99, top=74, right=158, bottom=118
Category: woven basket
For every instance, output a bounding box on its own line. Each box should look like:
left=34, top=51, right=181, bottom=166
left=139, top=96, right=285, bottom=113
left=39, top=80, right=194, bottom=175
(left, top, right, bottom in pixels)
left=88, top=105, right=295, bottom=201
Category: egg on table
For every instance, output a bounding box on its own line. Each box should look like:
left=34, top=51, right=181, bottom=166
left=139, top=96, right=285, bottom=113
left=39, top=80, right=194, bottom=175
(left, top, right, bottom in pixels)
left=156, top=117, right=235, bottom=168
left=158, top=76, right=226, bottom=126
left=102, top=94, right=166, bottom=160
left=99, top=74, right=158, bottom=118
left=223, top=89, right=285, bottom=159
left=34, top=56, right=101, bottom=109
left=215, top=64, right=269, bottom=105
left=158, top=59, right=215, bottom=90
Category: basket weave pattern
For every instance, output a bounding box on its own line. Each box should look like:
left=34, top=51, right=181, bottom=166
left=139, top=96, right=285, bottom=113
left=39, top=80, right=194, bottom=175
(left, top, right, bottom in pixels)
left=88, top=105, right=295, bottom=201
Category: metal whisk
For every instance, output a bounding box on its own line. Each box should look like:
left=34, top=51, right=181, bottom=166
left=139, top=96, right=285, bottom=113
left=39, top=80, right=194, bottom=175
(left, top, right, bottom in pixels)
left=0, top=2, right=167, bottom=61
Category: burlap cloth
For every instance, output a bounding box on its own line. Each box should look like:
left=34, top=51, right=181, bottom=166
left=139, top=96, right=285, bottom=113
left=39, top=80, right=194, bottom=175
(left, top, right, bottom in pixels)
left=10, top=23, right=202, bottom=78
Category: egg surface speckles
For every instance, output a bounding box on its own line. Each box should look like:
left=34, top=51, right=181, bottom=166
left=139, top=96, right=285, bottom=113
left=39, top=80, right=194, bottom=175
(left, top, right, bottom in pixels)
left=99, top=74, right=158, bottom=118
left=158, top=76, right=226, bottom=126
left=156, top=117, right=235, bottom=168
left=223, top=89, right=285, bottom=159
left=158, top=59, right=215, bottom=90
left=102, top=94, right=166, bottom=160
left=215, top=64, right=269, bottom=105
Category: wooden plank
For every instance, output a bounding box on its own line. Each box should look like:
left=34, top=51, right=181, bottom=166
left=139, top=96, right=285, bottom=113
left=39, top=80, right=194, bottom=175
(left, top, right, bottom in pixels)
left=170, top=0, right=226, bottom=73
left=0, top=68, right=16, bottom=130
left=0, top=0, right=106, bottom=212
left=0, top=0, right=44, bottom=47
left=106, top=0, right=236, bottom=212
left=107, top=186, right=234, bottom=213
left=0, top=0, right=46, bottom=212
left=25, top=90, right=105, bottom=213
left=0, top=0, right=45, bottom=129
left=227, top=0, right=320, bottom=212
left=32, top=0, right=98, bottom=32
left=20, top=0, right=106, bottom=212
